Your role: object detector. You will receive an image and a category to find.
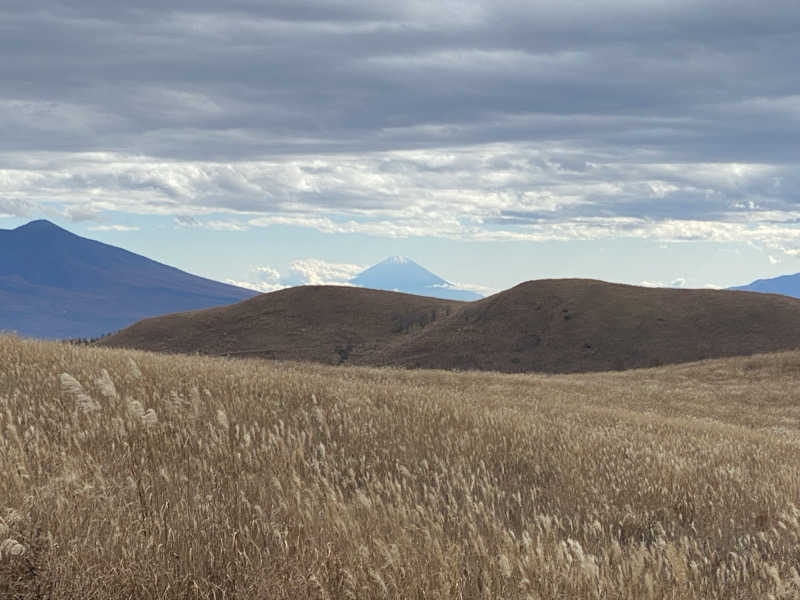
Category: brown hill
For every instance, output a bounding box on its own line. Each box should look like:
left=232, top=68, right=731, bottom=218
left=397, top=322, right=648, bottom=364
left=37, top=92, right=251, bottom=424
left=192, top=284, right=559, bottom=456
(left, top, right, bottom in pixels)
left=99, top=279, right=800, bottom=373
left=97, top=285, right=460, bottom=365
left=377, top=279, right=800, bottom=372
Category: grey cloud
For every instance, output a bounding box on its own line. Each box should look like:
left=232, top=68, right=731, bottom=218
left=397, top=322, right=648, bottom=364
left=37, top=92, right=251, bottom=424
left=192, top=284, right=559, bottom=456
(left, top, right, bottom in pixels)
left=174, top=215, right=200, bottom=227
left=2, top=1, right=799, bottom=162
left=0, top=198, right=36, bottom=217
left=3, top=1, right=800, bottom=243
left=6, top=144, right=800, bottom=241
left=63, top=205, right=103, bottom=222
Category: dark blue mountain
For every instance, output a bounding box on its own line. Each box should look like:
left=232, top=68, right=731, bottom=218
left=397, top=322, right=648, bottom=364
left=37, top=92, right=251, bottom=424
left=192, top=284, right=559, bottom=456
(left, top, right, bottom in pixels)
left=730, top=273, right=800, bottom=298
left=349, top=256, right=482, bottom=301
left=0, top=219, right=258, bottom=339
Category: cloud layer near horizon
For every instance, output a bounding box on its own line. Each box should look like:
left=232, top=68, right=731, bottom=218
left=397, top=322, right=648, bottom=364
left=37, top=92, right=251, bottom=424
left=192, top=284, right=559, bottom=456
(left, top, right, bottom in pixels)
left=2, top=1, right=800, bottom=253
left=225, top=258, right=365, bottom=293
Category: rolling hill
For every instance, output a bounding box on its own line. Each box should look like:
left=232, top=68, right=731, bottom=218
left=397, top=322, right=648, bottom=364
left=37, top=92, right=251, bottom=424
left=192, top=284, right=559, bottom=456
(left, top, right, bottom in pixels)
left=99, top=278, right=800, bottom=373
left=0, top=219, right=257, bottom=339
left=98, top=285, right=461, bottom=364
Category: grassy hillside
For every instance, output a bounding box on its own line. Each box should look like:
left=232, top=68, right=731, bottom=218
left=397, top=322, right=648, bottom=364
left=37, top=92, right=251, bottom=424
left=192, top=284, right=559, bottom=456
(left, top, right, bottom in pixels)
left=99, top=285, right=460, bottom=364
left=379, top=279, right=800, bottom=372
left=3, top=334, right=800, bottom=598
left=99, top=280, right=800, bottom=373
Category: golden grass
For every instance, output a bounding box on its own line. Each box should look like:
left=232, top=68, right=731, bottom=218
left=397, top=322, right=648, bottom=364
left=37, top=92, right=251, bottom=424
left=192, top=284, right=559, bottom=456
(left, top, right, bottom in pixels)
left=3, top=334, right=800, bottom=598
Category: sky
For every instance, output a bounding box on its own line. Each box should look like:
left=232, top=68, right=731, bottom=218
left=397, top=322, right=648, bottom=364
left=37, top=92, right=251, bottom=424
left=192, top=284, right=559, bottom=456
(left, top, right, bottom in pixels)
left=2, top=0, right=800, bottom=294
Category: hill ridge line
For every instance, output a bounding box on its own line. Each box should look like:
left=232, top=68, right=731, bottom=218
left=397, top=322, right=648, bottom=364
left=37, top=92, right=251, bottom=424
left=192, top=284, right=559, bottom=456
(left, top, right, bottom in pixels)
left=99, top=279, right=800, bottom=374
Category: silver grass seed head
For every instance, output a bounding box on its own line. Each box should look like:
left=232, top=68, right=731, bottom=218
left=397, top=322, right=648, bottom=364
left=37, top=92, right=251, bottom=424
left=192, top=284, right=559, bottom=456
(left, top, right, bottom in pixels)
left=127, top=358, right=142, bottom=378
left=59, top=373, right=83, bottom=395
left=141, top=408, right=158, bottom=427
left=216, top=408, right=229, bottom=431
left=61, top=373, right=100, bottom=412
left=95, top=369, right=119, bottom=400
left=127, top=399, right=145, bottom=420
left=0, top=538, right=25, bottom=558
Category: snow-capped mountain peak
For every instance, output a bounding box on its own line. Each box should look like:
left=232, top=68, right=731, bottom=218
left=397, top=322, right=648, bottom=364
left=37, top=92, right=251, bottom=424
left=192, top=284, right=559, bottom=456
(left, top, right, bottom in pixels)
left=349, top=257, right=482, bottom=301
left=384, top=256, right=411, bottom=265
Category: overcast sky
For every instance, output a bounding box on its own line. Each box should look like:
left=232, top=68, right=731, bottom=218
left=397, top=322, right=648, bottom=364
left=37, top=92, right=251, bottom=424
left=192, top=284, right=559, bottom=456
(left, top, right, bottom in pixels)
left=3, top=0, right=800, bottom=292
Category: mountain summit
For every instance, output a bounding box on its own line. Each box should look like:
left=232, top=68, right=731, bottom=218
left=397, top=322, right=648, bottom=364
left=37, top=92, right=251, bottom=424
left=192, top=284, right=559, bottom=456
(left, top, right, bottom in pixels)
left=0, top=219, right=257, bottom=339
left=349, top=256, right=482, bottom=301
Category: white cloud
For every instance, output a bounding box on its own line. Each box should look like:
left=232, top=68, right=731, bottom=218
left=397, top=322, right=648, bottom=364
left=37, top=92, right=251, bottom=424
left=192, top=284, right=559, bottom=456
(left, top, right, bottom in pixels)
left=88, top=224, right=140, bottom=231
left=0, top=197, right=35, bottom=218
left=433, top=281, right=497, bottom=296
left=206, top=220, right=248, bottom=231
left=639, top=278, right=687, bottom=289
left=174, top=215, right=247, bottom=231
left=765, top=244, right=800, bottom=259
left=252, top=266, right=281, bottom=284
left=230, top=260, right=364, bottom=291
left=247, top=214, right=453, bottom=239
left=6, top=146, right=800, bottom=249
left=283, top=259, right=365, bottom=286
left=225, top=279, right=284, bottom=293
left=224, top=265, right=284, bottom=293
left=639, top=279, right=723, bottom=290
left=63, top=205, right=102, bottom=222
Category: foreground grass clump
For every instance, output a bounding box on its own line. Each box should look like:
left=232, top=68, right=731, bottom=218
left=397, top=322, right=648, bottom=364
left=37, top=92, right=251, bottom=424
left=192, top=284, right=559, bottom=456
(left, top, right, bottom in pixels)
left=3, top=336, right=800, bottom=598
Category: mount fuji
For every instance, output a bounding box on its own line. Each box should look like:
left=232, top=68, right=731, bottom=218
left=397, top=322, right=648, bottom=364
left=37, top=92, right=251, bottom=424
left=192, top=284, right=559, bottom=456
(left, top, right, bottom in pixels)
left=349, top=256, right=482, bottom=301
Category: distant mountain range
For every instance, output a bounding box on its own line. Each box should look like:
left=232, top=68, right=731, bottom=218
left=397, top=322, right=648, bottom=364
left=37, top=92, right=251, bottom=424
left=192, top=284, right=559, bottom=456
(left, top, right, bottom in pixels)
left=0, top=220, right=257, bottom=339
left=0, top=220, right=481, bottom=340
left=99, top=279, right=800, bottom=373
left=11, top=217, right=800, bottom=358
left=349, top=256, right=482, bottom=301
left=730, top=272, right=800, bottom=298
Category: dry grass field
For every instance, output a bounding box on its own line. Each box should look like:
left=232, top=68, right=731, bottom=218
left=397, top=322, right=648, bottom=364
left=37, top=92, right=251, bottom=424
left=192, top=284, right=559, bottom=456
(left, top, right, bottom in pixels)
left=3, top=333, right=800, bottom=598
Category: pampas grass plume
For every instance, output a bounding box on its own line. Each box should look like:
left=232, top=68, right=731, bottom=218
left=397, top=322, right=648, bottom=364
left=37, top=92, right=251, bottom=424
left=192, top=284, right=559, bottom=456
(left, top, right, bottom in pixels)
left=0, top=538, right=25, bottom=558
left=127, top=358, right=142, bottom=378
left=95, top=368, right=119, bottom=400
left=141, top=408, right=158, bottom=427
left=60, top=372, right=100, bottom=412
left=127, top=399, right=145, bottom=420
